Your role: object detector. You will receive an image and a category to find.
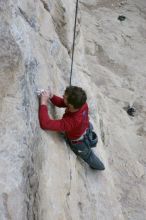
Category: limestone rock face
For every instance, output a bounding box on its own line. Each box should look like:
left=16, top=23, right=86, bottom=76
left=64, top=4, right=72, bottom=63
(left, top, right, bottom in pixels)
left=0, top=0, right=146, bottom=219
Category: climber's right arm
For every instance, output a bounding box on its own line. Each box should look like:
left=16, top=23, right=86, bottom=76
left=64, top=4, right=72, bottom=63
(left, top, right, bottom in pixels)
left=40, top=90, right=67, bottom=108
left=50, top=95, right=67, bottom=108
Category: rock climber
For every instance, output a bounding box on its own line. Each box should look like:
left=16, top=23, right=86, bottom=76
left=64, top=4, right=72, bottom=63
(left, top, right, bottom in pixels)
left=38, top=86, right=105, bottom=170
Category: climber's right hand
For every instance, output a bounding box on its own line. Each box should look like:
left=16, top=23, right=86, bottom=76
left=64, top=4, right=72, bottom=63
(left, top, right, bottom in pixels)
left=47, top=86, right=53, bottom=99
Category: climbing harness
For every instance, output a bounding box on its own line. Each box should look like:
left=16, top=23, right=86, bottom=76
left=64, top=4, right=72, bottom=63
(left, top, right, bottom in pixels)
left=70, top=0, right=79, bottom=86
left=69, top=123, right=98, bottom=148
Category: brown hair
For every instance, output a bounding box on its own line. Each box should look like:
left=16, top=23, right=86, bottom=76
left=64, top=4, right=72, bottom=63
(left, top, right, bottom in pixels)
left=65, top=86, right=87, bottom=109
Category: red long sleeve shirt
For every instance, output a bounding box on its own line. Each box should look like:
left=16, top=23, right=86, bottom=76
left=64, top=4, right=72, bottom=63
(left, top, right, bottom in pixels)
left=39, top=95, right=89, bottom=140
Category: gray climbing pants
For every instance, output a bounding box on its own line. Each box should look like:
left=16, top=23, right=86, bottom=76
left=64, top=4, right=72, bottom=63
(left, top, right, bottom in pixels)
left=68, top=138, right=105, bottom=170
left=67, top=132, right=105, bottom=170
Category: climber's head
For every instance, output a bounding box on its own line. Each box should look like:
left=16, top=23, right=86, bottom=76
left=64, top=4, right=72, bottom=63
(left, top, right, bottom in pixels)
left=64, top=86, right=87, bottom=110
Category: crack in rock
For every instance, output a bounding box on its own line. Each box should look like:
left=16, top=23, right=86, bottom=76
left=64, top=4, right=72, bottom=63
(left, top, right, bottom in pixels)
left=18, top=7, right=40, bottom=32
left=24, top=150, right=39, bottom=220
left=99, top=118, right=105, bottom=144
left=40, top=0, right=50, bottom=12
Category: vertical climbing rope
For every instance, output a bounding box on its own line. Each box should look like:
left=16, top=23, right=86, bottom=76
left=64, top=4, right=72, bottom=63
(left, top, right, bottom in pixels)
left=70, top=0, right=79, bottom=86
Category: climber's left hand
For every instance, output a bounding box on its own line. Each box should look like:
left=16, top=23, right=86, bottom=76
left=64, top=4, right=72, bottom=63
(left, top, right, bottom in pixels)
left=40, top=90, right=50, bottom=105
